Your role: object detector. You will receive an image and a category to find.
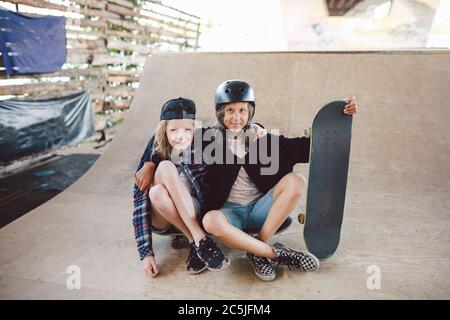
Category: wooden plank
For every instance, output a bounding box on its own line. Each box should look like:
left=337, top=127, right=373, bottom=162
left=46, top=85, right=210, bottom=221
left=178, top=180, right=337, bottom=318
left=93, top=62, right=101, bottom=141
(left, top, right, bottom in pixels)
left=108, top=20, right=160, bottom=39
left=68, top=47, right=108, bottom=54
left=106, top=69, right=141, bottom=76
left=104, top=99, right=131, bottom=109
left=140, top=7, right=201, bottom=27
left=143, top=0, right=201, bottom=20
left=106, top=3, right=139, bottom=18
left=66, top=18, right=107, bottom=30
left=66, top=28, right=105, bottom=38
left=105, top=29, right=189, bottom=46
left=66, top=52, right=94, bottom=64
left=10, top=0, right=67, bottom=11
left=71, top=0, right=106, bottom=10
left=106, top=85, right=134, bottom=97
left=105, top=30, right=154, bottom=43
left=107, top=75, right=140, bottom=83
left=77, top=7, right=121, bottom=20
left=67, top=39, right=106, bottom=50
left=91, top=53, right=147, bottom=66
left=106, top=18, right=147, bottom=33
left=106, top=39, right=151, bottom=55
left=107, top=0, right=134, bottom=9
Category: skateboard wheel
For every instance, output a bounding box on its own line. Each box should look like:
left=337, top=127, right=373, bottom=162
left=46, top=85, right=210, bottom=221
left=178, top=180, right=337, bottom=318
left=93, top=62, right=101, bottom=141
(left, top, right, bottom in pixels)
left=304, top=127, right=311, bottom=138
left=298, top=213, right=306, bottom=224
left=171, top=239, right=181, bottom=249
left=171, top=236, right=185, bottom=249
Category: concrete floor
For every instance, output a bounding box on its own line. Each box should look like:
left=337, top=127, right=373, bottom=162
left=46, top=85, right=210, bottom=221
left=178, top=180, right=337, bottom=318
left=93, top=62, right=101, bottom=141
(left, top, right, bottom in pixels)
left=0, top=51, right=449, bottom=299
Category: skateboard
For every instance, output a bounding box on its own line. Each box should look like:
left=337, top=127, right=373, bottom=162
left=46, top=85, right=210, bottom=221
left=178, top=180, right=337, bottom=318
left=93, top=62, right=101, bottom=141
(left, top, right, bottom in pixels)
left=298, top=100, right=353, bottom=259
left=156, top=216, right=294, bottom=249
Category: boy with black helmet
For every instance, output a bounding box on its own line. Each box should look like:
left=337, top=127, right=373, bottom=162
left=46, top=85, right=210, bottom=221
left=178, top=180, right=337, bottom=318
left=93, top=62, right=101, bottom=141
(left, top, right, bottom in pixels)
left=201, top=79, right=357, bottom=281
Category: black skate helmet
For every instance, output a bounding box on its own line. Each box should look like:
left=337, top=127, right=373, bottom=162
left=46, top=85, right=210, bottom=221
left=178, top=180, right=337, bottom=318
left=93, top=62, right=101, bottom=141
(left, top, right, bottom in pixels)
left=214, top=79, right=255, bottom=111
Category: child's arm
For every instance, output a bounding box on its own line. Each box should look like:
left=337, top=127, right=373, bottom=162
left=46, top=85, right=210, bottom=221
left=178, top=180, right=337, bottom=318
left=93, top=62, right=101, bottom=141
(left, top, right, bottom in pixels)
left=135, top=135, right=156, bottom=192
left=138, top=135, right=155, bottom=169
left=135, top=162, right=155, bottom=192
left=250, top=122, right=267, bottom=139
left=133, top=135, right=160, bottom=277
left=132, top=184, right=159, bottom=277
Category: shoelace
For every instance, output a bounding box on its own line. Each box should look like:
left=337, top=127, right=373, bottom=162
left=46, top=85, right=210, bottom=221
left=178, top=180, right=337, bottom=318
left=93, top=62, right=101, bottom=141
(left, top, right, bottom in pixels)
left=198, top=237, right=223, bottom=262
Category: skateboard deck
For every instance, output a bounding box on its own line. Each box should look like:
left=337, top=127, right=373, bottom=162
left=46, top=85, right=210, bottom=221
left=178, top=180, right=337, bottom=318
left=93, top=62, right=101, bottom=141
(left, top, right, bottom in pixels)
left=300, top=100, right=353, bottom=259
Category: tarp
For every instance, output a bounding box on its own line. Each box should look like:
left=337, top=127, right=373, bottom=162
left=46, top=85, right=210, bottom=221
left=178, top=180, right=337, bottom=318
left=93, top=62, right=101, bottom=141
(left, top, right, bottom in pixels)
left=0, top=8, right=66, bottom=76
left=0, top=91, right=94, bottom=164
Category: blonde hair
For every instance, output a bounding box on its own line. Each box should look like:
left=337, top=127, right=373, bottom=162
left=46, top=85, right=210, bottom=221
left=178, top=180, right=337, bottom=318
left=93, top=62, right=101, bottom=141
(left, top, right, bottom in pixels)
left=152, top=119, right=197, bottom=160
left=152, top=120, right=171, bottom=160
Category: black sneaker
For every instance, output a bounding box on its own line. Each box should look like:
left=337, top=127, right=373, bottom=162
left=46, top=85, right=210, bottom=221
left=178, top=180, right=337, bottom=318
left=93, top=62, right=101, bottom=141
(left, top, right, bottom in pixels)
left=273, top=243, right=319, bottom=272
left=246, top=252, right=276, bottom=281
left=186, top=242, right=207, bottom=274
left=196, top=236, right=230, bottom=271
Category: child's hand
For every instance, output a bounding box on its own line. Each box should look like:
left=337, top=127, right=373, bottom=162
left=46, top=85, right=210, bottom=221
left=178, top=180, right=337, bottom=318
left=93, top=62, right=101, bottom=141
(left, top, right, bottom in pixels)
left=344, top=96, right=358, bottom=115
left=143, top=255, right=159, bottom=278
left=135, top=162, right=155, bottom=192
left=250, top=123, right=267, bottom=141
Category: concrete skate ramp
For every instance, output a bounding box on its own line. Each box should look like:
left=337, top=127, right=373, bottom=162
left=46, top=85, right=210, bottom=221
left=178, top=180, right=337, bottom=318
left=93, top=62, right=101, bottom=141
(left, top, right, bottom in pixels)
left=1, top=51, right=449, bottom=299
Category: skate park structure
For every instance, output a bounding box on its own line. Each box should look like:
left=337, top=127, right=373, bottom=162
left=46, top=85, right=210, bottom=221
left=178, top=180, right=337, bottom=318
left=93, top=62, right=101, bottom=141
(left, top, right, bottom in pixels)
left=0, top=51, right=449, bottom=299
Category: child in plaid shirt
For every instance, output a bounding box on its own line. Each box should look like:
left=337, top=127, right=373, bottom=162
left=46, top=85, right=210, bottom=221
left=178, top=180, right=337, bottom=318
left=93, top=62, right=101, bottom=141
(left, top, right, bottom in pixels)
left=133, top=97, right=230, bottom=278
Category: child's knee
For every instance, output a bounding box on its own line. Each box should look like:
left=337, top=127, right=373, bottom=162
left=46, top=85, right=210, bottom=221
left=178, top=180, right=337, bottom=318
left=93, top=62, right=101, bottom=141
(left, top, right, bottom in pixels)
left=148, top=184, right=169, bottom=207
left=202, top=211, right=226, bottom=235
left=157, top=160, right=177, bottom=175
left=286, top=172, right=306, bottom=196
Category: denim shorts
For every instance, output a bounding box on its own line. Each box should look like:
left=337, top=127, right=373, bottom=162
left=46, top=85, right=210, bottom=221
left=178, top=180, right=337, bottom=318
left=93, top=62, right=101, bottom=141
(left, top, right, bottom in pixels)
left=219, top=188, right=274, bottom=231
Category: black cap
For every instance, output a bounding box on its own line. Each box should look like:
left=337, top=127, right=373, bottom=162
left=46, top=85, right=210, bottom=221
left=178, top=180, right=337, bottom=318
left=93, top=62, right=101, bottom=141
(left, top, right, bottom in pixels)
left=160, top=97, right=196, bottom=120
left=214, top=79, right=255, bottom=110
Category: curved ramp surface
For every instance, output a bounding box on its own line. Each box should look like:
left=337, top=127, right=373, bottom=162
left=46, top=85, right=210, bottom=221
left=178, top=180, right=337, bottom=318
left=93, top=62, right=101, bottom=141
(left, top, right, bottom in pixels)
left=1, top=52, right=449, bottom=299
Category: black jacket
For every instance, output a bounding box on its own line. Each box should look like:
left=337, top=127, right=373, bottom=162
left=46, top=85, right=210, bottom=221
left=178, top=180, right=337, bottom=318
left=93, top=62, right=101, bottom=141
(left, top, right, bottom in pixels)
left=201, top=133, right=310, bottom=215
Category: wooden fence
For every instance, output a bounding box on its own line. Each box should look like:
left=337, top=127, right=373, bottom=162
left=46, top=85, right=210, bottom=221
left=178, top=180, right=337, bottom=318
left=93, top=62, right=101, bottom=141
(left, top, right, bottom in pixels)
left=0, top=0, right=201, bottom=112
